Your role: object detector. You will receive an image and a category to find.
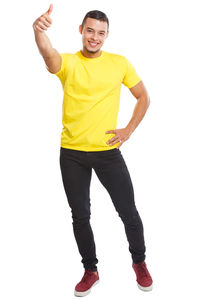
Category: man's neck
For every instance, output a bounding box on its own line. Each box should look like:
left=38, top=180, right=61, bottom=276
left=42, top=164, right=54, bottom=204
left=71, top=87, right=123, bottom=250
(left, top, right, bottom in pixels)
left=81, top=48, right=102, bottom=59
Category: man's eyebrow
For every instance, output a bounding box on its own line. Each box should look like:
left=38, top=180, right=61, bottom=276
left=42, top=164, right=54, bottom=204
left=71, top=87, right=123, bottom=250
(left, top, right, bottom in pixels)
left=86, top=27, right=106, bottom=33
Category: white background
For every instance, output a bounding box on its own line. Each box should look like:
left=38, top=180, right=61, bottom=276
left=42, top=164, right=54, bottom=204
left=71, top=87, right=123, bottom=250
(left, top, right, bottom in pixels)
left=1, top=0, right=200, bottom=299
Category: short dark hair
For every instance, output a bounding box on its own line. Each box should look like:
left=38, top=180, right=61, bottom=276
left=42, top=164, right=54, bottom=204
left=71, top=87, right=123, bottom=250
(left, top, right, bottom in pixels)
left=81, top=10, right=109, bottom=32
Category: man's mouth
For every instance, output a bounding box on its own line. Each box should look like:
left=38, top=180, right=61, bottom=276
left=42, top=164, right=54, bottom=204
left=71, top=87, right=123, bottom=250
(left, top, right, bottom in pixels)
left=88, top=41, right=99, bottom=47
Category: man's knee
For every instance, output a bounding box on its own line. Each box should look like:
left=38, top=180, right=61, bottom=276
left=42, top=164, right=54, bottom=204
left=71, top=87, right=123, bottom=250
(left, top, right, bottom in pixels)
left=119, top=210, right=141, bottom=226
left=72, top=214, right=91, bottom=227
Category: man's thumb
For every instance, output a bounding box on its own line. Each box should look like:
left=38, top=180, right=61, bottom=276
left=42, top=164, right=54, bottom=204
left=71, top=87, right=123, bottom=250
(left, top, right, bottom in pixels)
left=47, top=3, right=53, bottom=15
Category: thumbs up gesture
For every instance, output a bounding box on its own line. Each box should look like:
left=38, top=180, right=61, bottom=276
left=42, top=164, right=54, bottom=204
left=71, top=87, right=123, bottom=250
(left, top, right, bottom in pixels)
left=33, top=4, right=53, bottom=32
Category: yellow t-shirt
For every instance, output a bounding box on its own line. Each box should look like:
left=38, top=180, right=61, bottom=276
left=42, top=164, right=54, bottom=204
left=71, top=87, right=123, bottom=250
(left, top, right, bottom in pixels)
left=47, top=50, right=141, bottom=151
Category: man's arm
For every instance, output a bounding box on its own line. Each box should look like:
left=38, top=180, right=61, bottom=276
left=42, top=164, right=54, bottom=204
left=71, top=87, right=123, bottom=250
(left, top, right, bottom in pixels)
left=125, top=80, right=150, bottom=134
left=32, top=4, right=61, bottom=74
left=105, top=80, right=150, bottom=148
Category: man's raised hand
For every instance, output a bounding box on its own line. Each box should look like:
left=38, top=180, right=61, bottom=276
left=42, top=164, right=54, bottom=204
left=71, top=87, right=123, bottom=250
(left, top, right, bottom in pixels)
left=33, top=4, right=53, bottom=33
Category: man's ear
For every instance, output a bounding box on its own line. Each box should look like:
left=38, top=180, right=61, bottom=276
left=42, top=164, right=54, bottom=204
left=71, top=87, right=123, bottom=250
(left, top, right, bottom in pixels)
left=79, top=25, right=83, bottom=34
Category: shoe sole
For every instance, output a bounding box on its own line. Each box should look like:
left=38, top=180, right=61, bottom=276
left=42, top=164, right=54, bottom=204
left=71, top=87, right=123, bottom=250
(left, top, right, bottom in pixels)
left=137, top=283, right=153, bottom=292
left=74, top=279, right=99, bottom=297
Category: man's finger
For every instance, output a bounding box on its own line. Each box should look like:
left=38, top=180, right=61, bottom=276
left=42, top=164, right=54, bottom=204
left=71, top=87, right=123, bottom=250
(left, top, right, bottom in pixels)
left=105, top=130, right=116, bottom=134
left=47, top=3, right=53, bottom=15
left=40, top=16, right=52, bottom=26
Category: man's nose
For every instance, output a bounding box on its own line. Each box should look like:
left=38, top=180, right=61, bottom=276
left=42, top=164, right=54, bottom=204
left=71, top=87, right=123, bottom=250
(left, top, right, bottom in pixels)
left=91, top=33, right=98, bottom=40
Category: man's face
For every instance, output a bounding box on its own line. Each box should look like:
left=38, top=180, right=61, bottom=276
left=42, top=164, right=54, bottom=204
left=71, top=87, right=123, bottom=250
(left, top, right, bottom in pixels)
left=79, top=17, right=109, bottom=54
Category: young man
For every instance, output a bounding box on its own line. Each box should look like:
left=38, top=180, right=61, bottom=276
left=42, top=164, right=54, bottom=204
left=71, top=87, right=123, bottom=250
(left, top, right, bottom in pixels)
left=33, top=4, right=153, bottom=297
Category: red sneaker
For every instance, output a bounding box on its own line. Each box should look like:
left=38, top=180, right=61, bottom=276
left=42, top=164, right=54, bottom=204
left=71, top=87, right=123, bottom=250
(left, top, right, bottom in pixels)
left=132, top=261, right=153, bottom=291
left=74, top=269, right=99, bottom=297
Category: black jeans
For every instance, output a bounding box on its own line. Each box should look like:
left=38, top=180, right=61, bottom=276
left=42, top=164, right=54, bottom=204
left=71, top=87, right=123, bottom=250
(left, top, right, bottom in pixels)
left=60, top=147, right=146, bottom=272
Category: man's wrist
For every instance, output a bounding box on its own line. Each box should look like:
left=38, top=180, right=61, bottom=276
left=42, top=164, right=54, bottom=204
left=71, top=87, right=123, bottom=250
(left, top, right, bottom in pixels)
left=125, top=125, right=135, bottom=136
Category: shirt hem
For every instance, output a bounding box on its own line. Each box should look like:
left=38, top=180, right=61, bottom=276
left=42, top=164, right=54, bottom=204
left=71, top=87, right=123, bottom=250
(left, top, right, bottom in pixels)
left=60, top=143, right=118, bottom=152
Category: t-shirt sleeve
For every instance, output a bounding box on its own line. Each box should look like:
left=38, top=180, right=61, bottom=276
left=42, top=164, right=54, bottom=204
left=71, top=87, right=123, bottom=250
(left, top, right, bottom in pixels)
left=46, top=53, right=70, bottom=85
left=122, top=57, right=141, bottom=88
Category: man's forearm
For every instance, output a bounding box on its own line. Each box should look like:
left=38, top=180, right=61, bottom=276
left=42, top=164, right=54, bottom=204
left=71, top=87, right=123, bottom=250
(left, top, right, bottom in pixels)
left=126, top=96, right=150, bottom=134
left=34, top=31, right=54, bottom=58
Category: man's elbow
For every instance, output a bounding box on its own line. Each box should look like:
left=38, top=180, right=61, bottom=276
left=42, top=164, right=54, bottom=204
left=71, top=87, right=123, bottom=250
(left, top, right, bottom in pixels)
left=142, top=95, right=150, bottom=109
left=137, top=94, right=150, bottom=109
